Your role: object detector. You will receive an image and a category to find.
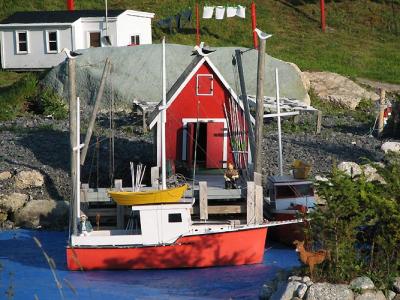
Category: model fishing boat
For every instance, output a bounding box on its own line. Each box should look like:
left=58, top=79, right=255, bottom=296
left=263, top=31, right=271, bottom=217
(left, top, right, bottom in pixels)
left=67, top=201, right=271, bottom=270
left=108, top=184, right=188, bottom=205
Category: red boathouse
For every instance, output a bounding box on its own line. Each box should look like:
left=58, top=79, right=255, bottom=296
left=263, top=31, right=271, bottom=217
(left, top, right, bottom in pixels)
left=149, top=54, right=250, bottom=170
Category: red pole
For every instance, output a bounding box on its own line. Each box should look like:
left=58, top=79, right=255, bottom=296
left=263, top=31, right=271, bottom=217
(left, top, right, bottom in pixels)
left=67, top=0, right=74, bottom=11
left=251, top=2, right=258, bottom=49
left=196, top=3, right=200, bottom=46
left=320, top=0, right=326, bottom=32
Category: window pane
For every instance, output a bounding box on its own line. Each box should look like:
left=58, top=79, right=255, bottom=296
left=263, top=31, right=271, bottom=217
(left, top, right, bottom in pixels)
left=168, top=213, right=182, bottom=223
left=18, top=32, right=27, bottom=42
left=89, top=32, right=101, bottom=47
left=49, top=41, right=57, bottom=51
left=49, top=32, right=57, bottom=41
left=19, top=42, right=27, bottom=52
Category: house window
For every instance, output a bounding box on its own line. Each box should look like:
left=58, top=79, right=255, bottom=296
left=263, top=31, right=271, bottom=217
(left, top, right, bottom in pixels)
left=16, top=31, right=29, bottom=54
left=168, top=213, right=182, bottom=223
left=89, top=32, right=101, bottom=48
left=130, top=35, right=140, bottom=45
left=46, top=31, right=59, bottom=53
left=196, top=74, right=214, bottom=96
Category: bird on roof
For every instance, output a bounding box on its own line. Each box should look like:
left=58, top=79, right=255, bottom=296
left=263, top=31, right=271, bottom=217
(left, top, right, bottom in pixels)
left=192, top=42, right=216, bottom=57
left=254, top=28, right=272, bottom=40
left=61, top=48, right=82, bottom=59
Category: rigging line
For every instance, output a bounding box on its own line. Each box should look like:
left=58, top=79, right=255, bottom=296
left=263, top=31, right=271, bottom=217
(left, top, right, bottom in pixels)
left=192, top=97, right=201, bottom=198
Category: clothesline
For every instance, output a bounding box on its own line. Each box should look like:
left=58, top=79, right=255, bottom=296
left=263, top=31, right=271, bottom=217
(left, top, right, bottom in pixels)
left=203, top=5, right=246, bottom=19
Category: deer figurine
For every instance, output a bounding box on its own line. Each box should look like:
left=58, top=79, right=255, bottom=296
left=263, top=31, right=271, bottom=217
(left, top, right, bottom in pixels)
left=293, top=240, right=330, bottom=278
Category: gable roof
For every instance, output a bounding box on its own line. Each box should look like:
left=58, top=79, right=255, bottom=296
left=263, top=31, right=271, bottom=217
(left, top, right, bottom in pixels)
left=148, top=55, right=248, bottom=129
left=0, top=10, right=125, bottom=24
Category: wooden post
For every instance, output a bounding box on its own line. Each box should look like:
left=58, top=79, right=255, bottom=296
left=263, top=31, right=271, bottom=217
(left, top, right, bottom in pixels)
left=68, top=58, right=78, bottom=236
left=254, top=38, right=266, bottom=174
left=316, top=110, right=322, bottom=134
left=235, top=49, right=255, bottom=161
left=247, top=181, right=255, bottom=224
left=255, top=184, right=263, bottom=224
left=151, top=166, right=160, bottom=189
left=142, top=109, right=147, bottom=133
left=253, top=171, right=263, bottom=224
left=199, top=181, right=208, bottom=220
left=115, top=179, right=124, bottom=229
left=378, top=89, right=386, bottom=137
left=81, top=58, right=111, bottom=165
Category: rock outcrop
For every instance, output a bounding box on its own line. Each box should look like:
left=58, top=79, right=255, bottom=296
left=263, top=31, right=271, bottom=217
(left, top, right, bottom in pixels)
left=303, top=71, right=379, bottom=110
left=15, top=169, right=44, bottom=189
left=14, top=200, right=69, bottom=228
left=0, top=192, right=28, bottom=213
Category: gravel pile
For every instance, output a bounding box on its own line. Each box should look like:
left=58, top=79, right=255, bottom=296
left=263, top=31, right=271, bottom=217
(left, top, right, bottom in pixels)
left=0, top=112, right=396, bottom=201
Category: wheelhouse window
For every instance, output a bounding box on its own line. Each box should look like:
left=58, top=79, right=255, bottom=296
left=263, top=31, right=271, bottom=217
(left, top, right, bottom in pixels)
left=168, top=213, right=182, bottom=223
left=46, top=31, right=59, bottom=53
left=275, top=184, right=314, bottom=199
left=16, top=31, right=29, bottom=54
left=130, top=35, right=140, bottom=45
left=127, top=210, right=142, bottom=235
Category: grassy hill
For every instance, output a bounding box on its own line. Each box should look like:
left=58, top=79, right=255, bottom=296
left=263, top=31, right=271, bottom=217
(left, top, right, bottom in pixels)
left=0, top=0, right=399, bottom=86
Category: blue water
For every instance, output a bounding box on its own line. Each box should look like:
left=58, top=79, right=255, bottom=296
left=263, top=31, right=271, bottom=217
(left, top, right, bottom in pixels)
left=0, top=230, right=299, bottom=300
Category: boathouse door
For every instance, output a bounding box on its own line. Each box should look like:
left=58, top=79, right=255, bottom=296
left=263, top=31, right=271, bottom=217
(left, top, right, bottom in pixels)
left=206, top=122, right=224, bottom=168
left=183, top=120, right=226, bottom=169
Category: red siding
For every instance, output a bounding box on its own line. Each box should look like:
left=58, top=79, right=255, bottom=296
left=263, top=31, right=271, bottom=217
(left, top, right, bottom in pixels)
left=164, top=62, right=245, bottom=168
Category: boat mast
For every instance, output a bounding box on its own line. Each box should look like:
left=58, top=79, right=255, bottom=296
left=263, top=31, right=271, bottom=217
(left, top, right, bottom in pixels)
left=275, top=69, right=283, bottom=176
left=161, top=37, right=167, bottom=190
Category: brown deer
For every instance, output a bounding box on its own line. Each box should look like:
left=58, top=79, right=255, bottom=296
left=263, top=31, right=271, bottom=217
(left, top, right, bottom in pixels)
left=293, top=240, right=330, bottom=278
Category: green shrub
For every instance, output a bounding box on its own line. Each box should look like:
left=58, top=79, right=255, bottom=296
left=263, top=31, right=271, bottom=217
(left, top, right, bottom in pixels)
left=0, top=73, right=38, bottom=121
left=307, top=156, right=400, bottom=288
left=37, top=88, right=68, bottom=120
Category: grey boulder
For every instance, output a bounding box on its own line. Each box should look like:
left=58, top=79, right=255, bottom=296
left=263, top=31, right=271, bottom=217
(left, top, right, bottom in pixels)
left=306, top=283, right=354, bottom=300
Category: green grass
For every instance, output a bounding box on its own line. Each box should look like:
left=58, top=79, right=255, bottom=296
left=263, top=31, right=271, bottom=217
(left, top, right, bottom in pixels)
left=0, top=0, right=399, bottom=84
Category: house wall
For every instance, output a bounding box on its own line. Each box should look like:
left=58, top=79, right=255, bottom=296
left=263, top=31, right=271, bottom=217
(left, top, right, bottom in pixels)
left=116, top=13, right=153, bottom=46
left=164, top=63, right=246, bottom=168
left=0, top=26, right=71, bottom=69
left=75, top=18, right=118, bottom=49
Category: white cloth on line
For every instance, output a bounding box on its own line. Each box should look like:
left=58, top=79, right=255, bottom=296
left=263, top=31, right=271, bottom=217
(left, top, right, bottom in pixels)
left=203, top=6, right=214, bottom=19
left=215, top=6, right=225, bottom=20
left=226, top=7, right=237, bottom=18
left=236, top=5, right=246, bottom=18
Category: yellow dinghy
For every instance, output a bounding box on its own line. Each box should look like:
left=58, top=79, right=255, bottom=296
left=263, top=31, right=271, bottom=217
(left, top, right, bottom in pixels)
left=108, top=184, right=189, bottom=206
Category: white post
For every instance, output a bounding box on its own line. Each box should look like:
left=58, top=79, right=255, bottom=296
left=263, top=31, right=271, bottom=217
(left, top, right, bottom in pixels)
left=161, top=37, right=167, bottom=190
left=75, top=97, right=85, bottom=222
left=105, top=0, right=108, bottom=36
left=275, top=68, right=283, bottom=176
left=130, top=162, right=135, bottom=192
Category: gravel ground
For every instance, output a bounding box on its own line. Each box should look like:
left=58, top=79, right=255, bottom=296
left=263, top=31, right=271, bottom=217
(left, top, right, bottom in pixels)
left=0, top=112, right=397, bottom=201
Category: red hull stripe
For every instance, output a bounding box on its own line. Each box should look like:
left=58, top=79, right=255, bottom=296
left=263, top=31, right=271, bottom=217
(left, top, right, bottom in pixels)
left=66, top=227, right=267, bottom=270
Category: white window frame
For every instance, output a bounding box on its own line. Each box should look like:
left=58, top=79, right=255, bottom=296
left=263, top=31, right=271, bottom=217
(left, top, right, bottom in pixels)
left=87, top=31, right=101, bottom=48
left=15, top=30, right=29, bottom=54
left=196, top=74, right=214, bottom=96
left=46, top=30, right=60, bottom=54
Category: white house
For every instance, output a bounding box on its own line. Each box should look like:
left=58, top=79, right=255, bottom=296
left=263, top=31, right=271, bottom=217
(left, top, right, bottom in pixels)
left=0, top=9, right=155, bottom=70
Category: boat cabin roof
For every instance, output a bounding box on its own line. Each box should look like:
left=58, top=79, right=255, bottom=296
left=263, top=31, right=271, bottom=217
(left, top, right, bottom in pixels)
left=268, top=175, right=312, bottom=186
